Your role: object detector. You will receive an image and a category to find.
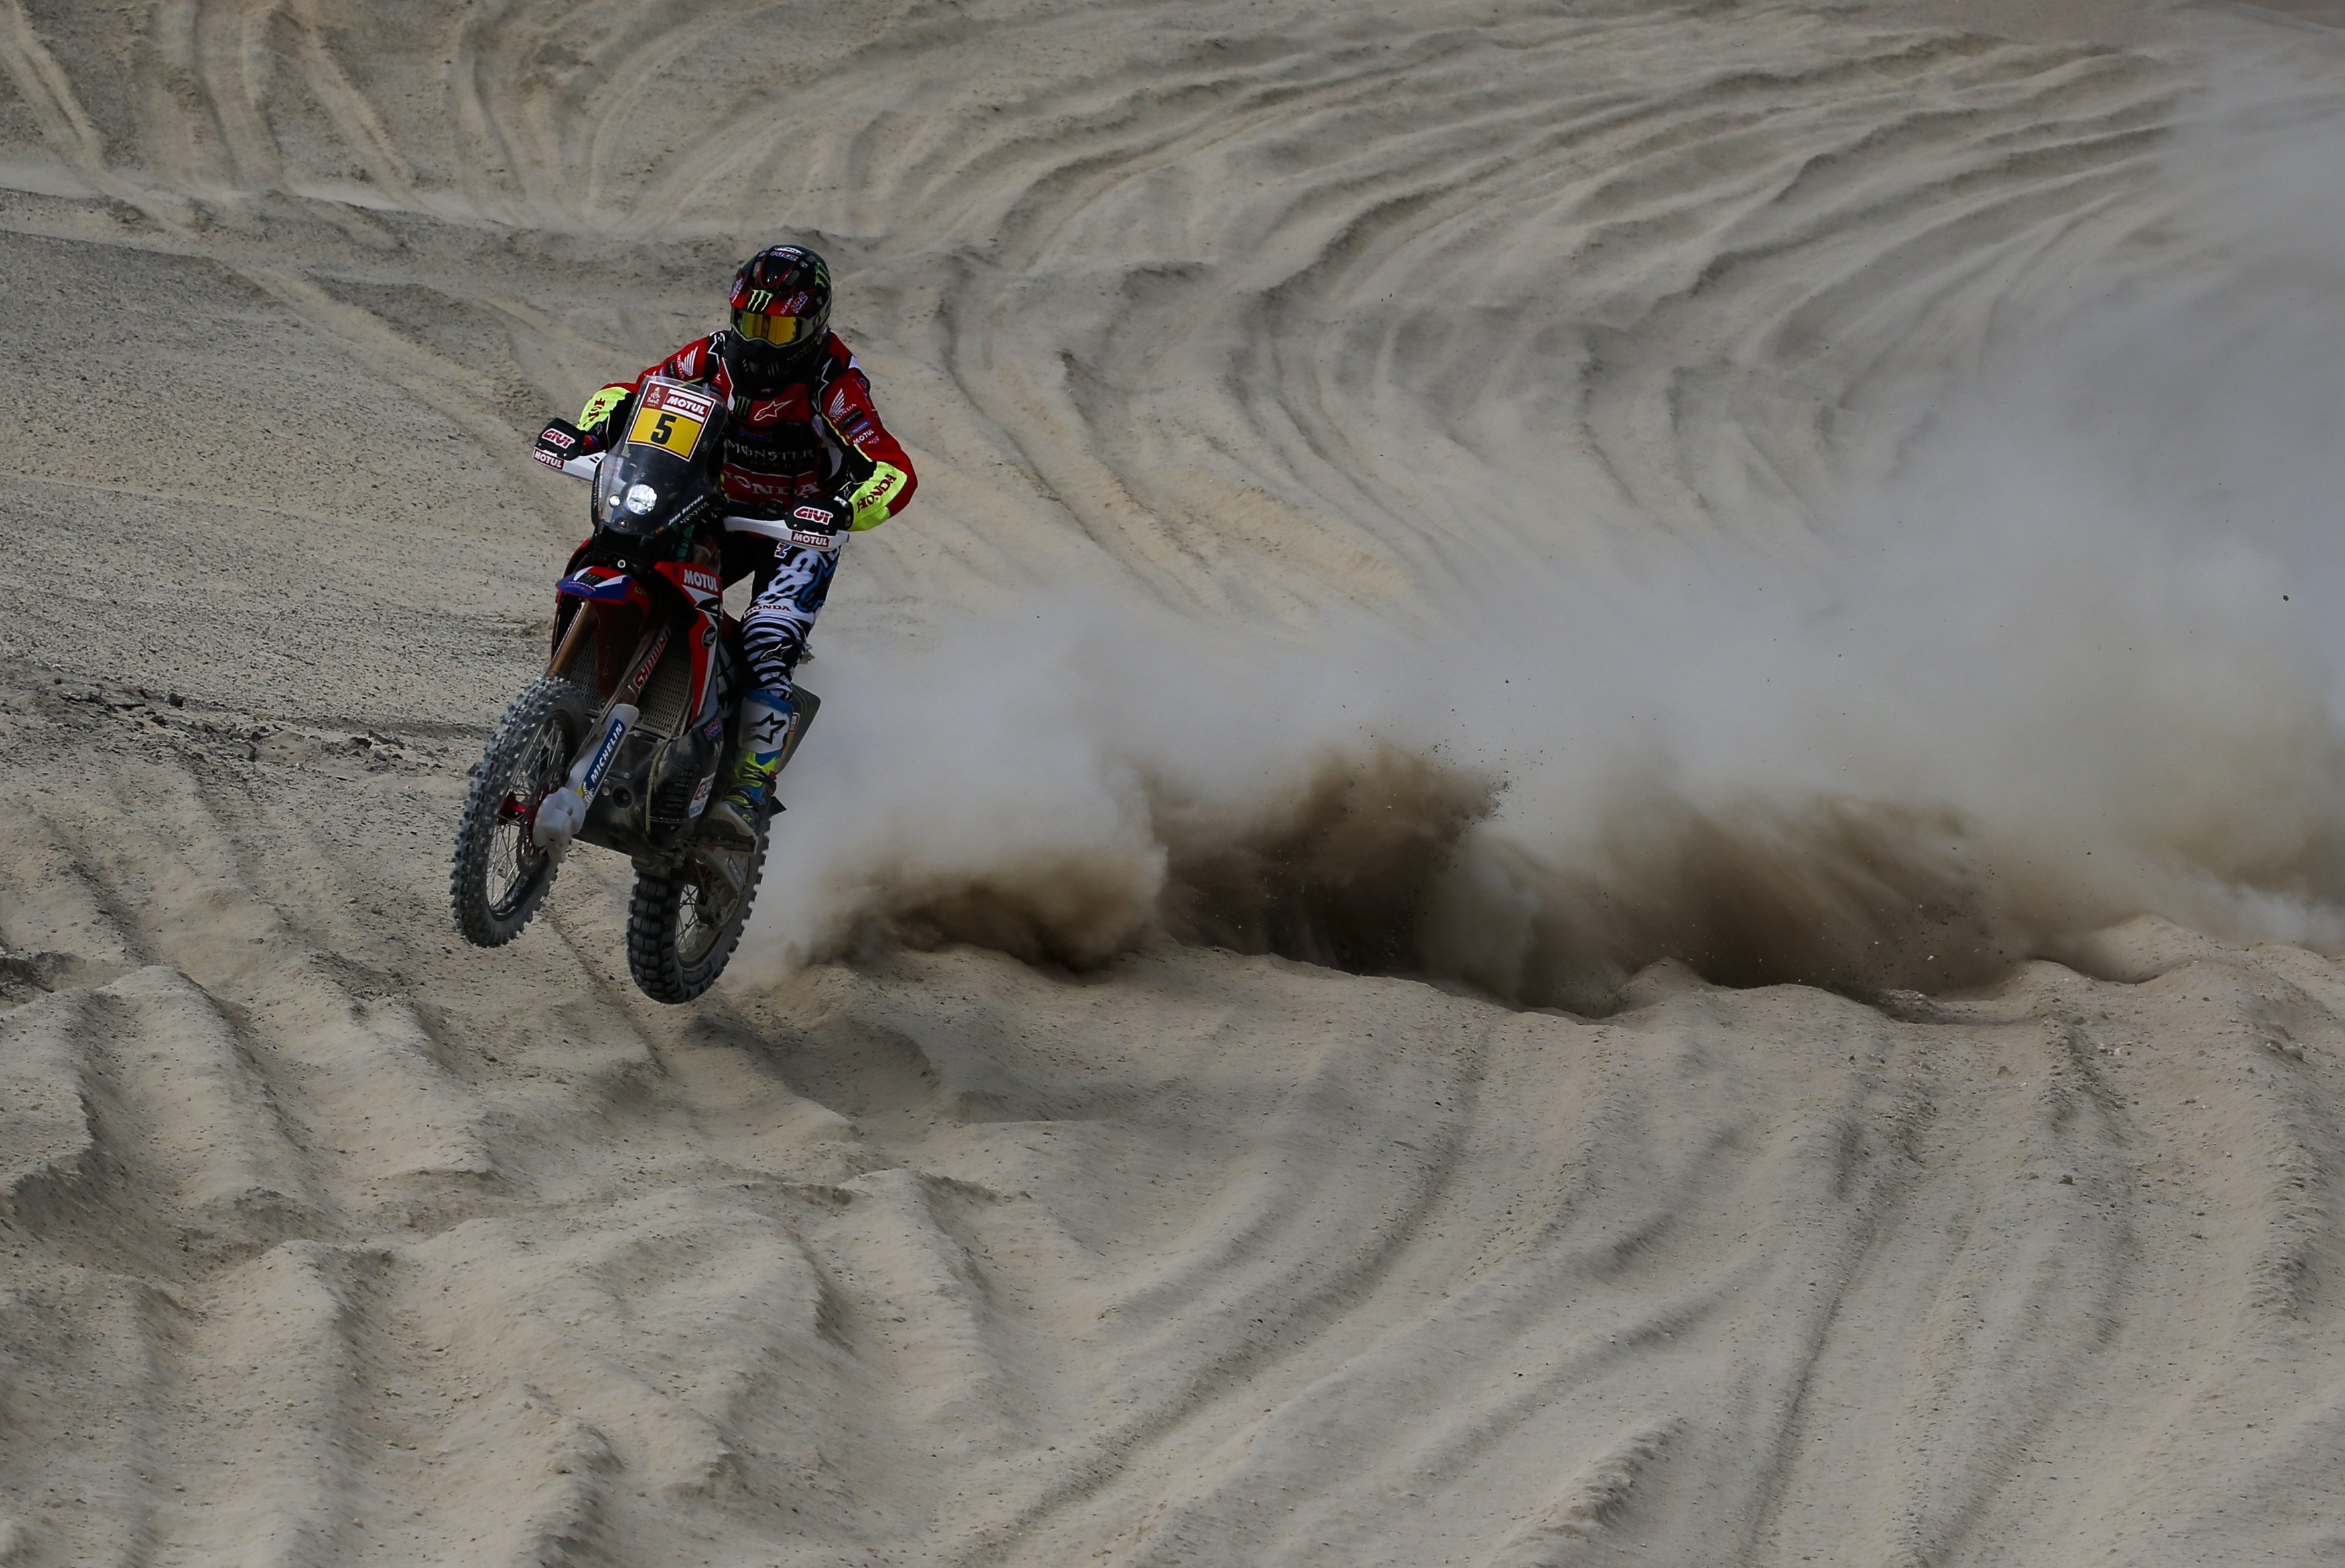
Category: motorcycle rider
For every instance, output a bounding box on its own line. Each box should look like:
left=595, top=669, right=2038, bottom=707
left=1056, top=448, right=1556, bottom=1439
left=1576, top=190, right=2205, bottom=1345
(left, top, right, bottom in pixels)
left=534, top=244, right=916, bottom=845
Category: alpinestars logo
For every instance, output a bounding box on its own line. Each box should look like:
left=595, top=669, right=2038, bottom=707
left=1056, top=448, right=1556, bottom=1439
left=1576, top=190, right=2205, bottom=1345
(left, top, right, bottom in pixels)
left=746, top=705, right=790, bottom=749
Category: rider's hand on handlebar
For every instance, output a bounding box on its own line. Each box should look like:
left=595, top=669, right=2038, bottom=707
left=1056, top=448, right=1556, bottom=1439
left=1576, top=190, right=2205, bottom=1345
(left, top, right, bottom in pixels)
left=788, top=495, right=852, bottom=534
left=533, top=419, right=592, bottom=470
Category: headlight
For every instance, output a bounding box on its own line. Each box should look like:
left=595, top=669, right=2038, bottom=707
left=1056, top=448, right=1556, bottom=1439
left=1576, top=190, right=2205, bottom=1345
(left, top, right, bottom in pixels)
left=624, top=483, right=658, bottom=516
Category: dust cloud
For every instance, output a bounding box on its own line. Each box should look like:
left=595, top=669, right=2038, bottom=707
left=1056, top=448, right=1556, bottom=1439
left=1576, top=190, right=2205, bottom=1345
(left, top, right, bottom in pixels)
left=15, top=3, right=2345, bottom=1561
left=748, top=88, right=2345, bottom=1007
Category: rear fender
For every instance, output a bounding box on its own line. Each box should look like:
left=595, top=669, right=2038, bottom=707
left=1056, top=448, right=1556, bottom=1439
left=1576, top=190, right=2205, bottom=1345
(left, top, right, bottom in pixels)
left=778, top=686, right=820, bottom=773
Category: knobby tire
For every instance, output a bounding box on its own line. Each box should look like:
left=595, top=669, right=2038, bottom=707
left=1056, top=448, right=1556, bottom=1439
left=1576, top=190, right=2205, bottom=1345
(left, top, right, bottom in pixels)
left=626, top=814, right=768, bottom=1003
left=450, top=675, right=592, bottom=946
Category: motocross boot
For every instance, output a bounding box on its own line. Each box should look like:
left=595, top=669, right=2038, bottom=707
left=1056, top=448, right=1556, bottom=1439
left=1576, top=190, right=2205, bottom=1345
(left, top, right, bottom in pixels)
left=703, top=689, right=793, bottom=848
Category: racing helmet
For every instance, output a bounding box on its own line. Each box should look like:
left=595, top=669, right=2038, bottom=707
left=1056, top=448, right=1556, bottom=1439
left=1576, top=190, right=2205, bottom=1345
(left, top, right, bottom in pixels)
left=729, top=245, right=831, bottom=379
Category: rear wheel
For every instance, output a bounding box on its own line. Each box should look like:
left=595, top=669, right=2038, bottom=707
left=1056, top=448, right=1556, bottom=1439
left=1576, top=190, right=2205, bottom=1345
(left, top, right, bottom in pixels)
left=450, top=676, right=592, bottom=946
left=626, top=812, right=768, bottom=1003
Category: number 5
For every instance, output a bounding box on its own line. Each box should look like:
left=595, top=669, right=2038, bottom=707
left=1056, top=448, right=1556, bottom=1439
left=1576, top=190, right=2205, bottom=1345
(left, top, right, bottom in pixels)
left=651, top=411, right=677, bottom=445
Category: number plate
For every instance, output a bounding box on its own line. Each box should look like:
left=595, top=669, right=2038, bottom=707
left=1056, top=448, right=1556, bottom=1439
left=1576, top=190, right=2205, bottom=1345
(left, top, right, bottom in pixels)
left=626, top=380, right=716, bottom=458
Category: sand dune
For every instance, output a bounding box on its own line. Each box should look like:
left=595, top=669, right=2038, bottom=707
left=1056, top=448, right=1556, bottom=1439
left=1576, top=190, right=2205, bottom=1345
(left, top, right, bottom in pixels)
left=6, top=1, right=2345, bottom=1565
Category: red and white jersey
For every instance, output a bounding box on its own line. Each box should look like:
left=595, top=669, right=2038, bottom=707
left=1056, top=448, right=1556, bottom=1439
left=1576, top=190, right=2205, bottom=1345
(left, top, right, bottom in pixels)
left=582, top=330, right=917, bottom=528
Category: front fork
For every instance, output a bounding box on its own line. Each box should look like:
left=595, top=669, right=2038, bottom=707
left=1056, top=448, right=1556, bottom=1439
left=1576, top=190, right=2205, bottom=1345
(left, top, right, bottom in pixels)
left=533, top=604, right=671, bottom=856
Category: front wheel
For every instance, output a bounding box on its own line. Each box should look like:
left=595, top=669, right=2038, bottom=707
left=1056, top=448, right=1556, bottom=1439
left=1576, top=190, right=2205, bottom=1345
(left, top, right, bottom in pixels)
left=450, top=675, right=593, bottom=946
left=626, top=814, right=768, bottom=1003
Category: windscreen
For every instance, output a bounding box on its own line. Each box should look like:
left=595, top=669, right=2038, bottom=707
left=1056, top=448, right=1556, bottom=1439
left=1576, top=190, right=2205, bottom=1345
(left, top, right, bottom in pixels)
left=592, top=377, right=720, bottom=537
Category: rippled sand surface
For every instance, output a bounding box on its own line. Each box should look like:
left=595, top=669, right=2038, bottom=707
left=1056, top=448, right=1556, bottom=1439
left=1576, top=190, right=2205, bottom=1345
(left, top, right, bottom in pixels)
left=5, top=3, right=2345, bottom=1565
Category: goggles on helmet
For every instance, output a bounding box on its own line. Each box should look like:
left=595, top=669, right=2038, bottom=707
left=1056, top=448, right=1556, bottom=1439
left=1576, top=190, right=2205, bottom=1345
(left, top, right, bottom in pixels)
left=734, top=308, right=811, bottom=345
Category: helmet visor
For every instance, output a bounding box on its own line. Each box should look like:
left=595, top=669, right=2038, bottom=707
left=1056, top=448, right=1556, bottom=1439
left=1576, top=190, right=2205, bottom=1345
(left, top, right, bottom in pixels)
left=734, top=308, right=807, bottom=345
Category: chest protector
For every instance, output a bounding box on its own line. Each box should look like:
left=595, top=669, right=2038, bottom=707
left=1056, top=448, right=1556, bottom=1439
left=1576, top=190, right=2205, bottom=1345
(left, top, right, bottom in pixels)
left=714, top=337, right=836, bottom=506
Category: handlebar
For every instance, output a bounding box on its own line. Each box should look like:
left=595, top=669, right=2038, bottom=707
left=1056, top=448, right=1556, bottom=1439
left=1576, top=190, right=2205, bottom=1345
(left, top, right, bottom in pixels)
left=721, top=513, right=844, bottom=552
left=547, top=445, right=840, bottom=551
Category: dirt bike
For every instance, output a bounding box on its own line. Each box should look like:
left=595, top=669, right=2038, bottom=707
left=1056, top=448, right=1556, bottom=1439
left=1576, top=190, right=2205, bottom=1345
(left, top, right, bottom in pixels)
left=448, top=375, right=834, bottom=1001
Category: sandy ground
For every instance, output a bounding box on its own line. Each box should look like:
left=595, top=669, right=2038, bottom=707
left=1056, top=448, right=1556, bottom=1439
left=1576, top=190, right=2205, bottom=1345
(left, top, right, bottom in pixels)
left=6, top=1, right=2345, bottom=1565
